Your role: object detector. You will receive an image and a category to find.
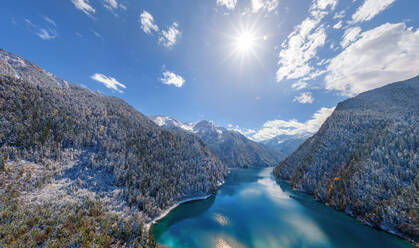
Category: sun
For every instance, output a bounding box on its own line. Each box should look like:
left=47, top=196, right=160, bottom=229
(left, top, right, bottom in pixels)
left=234, top=31, right=256, bottom=54
left=221, top=18, right=265, bottom=66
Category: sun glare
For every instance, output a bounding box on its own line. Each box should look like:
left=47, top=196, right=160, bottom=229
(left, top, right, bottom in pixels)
left=222, top=19, right=265, bottom=66
left=235, top=31, right=256, bottom=53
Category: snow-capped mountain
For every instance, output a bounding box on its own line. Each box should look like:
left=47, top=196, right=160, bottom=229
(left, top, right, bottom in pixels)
left=151, top=116, right=285, bottom=168
left=262, top=133, right=311, bottom=157
left=0, top=49, right=227, bottom=228
left=151, top=115, right=195, bottom=132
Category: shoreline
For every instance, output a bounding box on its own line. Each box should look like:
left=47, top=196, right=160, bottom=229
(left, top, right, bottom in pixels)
left=148, top=179, right=226, bottom=228
left=148, top=194, right=212, bottom=227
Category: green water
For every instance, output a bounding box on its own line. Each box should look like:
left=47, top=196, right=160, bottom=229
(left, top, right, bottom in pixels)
left=153, top=168, right=414, bottom=248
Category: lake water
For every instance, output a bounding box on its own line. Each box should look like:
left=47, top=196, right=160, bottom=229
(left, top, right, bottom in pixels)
left=153, top=167, right=414, bottom=248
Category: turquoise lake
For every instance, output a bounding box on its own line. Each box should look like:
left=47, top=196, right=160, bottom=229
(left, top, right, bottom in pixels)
left=153, top=167, right=414, bottom=248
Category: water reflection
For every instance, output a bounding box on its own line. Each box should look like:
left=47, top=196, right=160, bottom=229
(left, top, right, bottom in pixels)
left=213, top=213, right=229, bottom=226
left=153, top=168, right=414, bottom=248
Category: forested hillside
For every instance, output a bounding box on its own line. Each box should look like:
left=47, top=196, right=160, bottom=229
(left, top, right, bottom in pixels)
left=152, top=116, right=284, bottom=168
left=0, top=49, right=227, bottom=247
left=274, top=76, right=419, bottom=243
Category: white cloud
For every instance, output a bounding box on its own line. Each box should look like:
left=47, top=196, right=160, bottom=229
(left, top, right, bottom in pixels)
left=251, top=107, right=335, bottom=141
left=104, top=0, right=126, bottom=12
left=140, top=11, right=159, bottom=34
left=251, top=0, right=279, bottom=13
left=93, top=31, right=103, bottom=39
left=227, top=124, right=257, bottom=136
left=104, top=0, right=117, bottom=9
left=340, top=26, right=361, bottom=47
left=352, top=0, right=395, bottom=23
left=276, top=0, right=336, bottom=83
left=291, top=81, right=308, bottom=90
left=37, top=29, right=57, bottom=40
left=71, top=0, right=96, bottom=16
left=293, top=92, right=314, bottom=104
left=25, top=18, right=57, bottom=40
left=216, top=0, right=237, bottom=9
left=333, top=10, right=345, bottom=19
left=91, top=73, right=126, bottom=93
left=159, top=22, right=181, bottom=48
left=160, top=71, right=185, bottom=87
left=333, top=20, right=343, bottom=29
left=276, top=25, right=327, bottom=82
left=311, top=0, right=337, bottom=10
left=43, top=16, right=56, bottom=26
left=325, top=22, right=419, bottom=96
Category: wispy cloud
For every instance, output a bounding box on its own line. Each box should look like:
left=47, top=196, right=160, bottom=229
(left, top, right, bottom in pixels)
left=92, top=30, right=103, bottom=39
left=104, top=0, right=126, bottom=14
left=216, top=0, right=237, bottom=10
left=251, top=0, right=279, bottom=13
left=104, top=0, right=117, bottom=9
left=276, top=0, right=336, bottom=83
left=43, top=16, right=56, bottom=26
left=351, top=0, right=395, bottom=23
left=140, top=11, right=159, bottom=34
left=160, top=71, right=185, bottom=87
left=333, top=20, right=343, bottom=29
left=340, top=26, right=361, bottom=47
left=71, top=0, right=95, bottom=16
left=325, top=23, right=419, bottom=96
left=333, top=10, right=345, bottom=19
left=291, top=81, right=308, bottom=90
left=91, top=73, right=126, bottom=93
left=37, top=29, right=58, bottom=40
left=227, top=124, right=256, bottom=136
left=293, top=92, right=314, bottom=104
left=25, top=18, right=58, bottom=40
left=251, top=107, right=335, bottom=141
left=159, top=22, right=181, bottom=48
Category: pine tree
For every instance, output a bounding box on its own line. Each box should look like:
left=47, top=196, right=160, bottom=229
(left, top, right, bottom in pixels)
left=1, top=154, right=8, bottom=172
left=146, top=227, right=157, bottom=248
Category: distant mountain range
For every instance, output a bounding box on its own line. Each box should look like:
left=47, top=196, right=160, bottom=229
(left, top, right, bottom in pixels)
left=151, top=116, right=285, bottom=168
left=274, top=76, right=419, bottom=243
left=0, top=48, right=227, bottom=245
left=262, top=133, right=311, bottom=157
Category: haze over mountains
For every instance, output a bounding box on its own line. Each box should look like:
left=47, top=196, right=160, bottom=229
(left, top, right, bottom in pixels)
left=151, top=115, right=285, bottom=168
left=262, top=133, right=311, bottom=157
left=274, top=76, right=419, bottom=243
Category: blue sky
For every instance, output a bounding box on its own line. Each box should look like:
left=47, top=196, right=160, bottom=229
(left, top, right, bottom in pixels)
left=1, top=0, right=418, bottom=141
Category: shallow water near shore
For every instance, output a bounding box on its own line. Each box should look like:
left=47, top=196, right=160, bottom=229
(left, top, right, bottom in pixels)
left=153, top=167, right=414, bottom=248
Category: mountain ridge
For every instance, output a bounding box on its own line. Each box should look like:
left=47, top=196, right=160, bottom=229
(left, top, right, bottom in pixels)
left=151, top=115, right=285, bottom=168
left=274, top=75, right=419, bottom=244
left=0, top=49, right=228, bottom=246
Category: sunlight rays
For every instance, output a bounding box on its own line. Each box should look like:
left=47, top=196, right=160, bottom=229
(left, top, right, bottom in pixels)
left=219, top=17, right=266, bottom=69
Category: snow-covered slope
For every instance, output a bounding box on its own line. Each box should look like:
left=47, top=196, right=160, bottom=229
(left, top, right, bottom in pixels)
left=274, top=76, right=419, bottom=244
left=0, top=49, right=228, bottom=234
left=0, top=48, right=70, bottom=88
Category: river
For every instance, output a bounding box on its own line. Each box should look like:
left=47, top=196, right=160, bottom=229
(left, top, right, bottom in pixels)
left=153, top=167, right=414, bottom=248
